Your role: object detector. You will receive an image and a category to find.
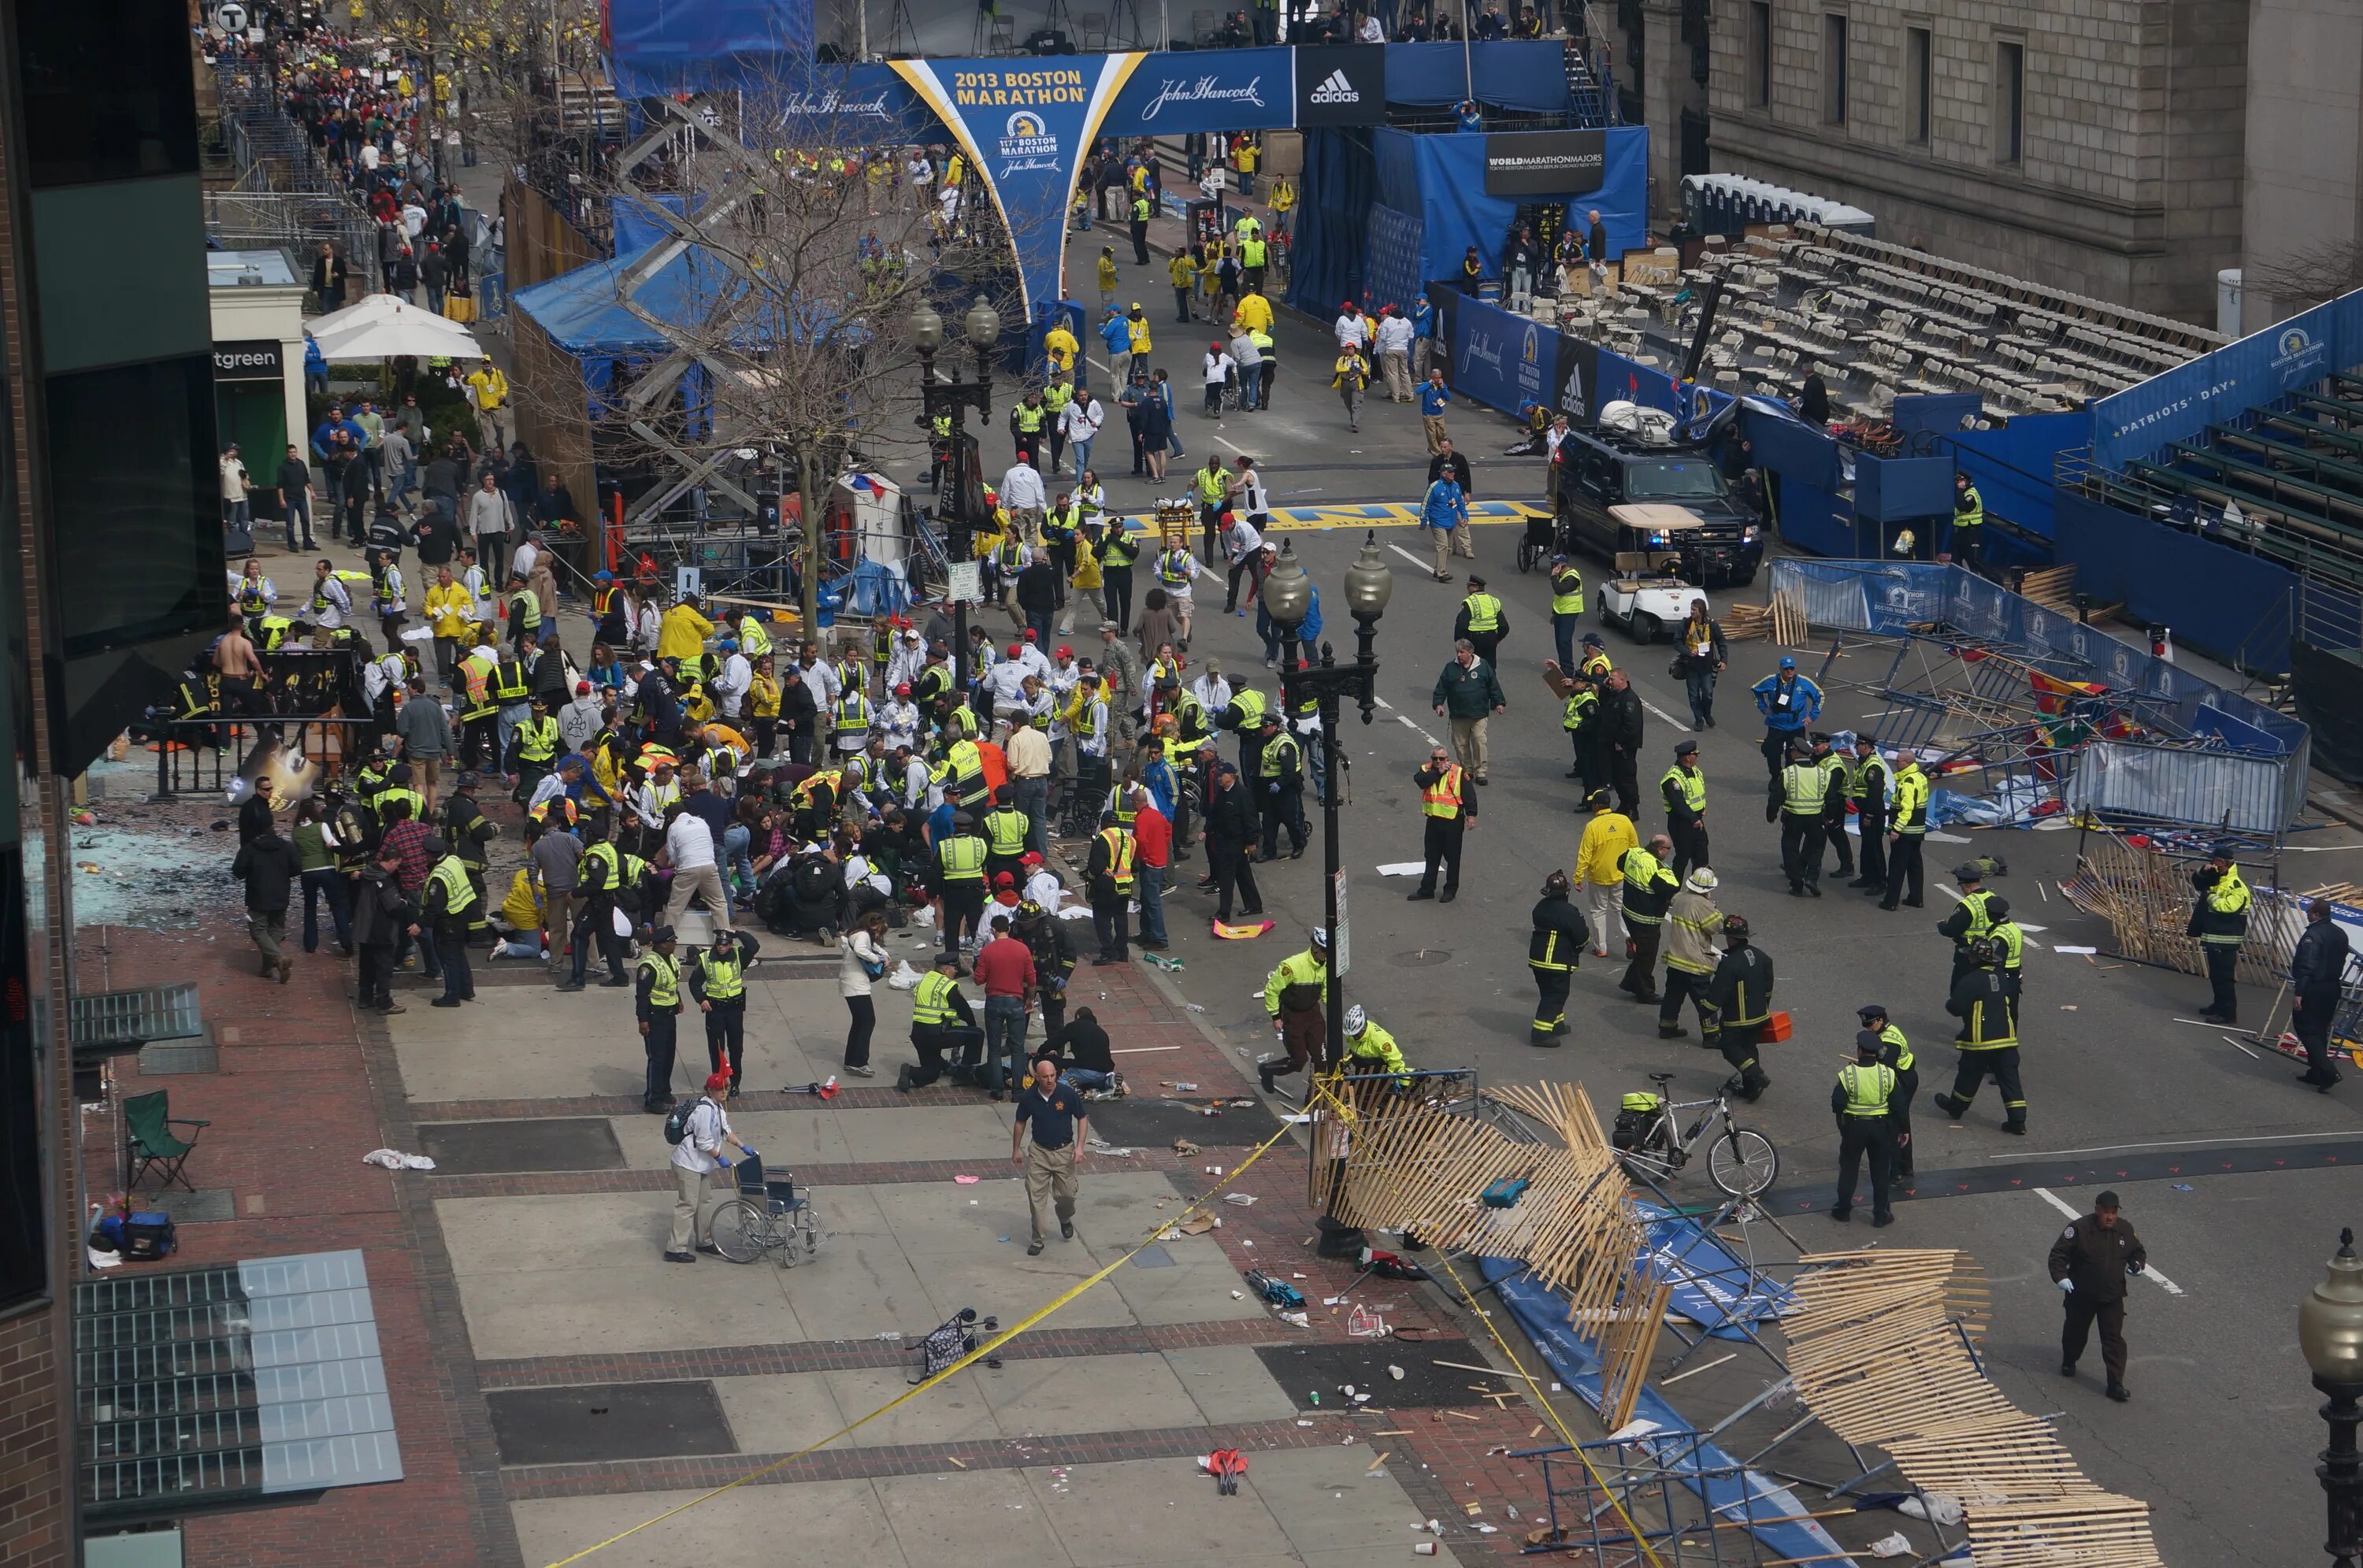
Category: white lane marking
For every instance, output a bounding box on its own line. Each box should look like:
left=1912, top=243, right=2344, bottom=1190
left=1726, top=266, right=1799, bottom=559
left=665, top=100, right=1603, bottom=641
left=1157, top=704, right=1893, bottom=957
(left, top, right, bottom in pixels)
left=1373, top=695, right=1441, bottom=748
left=2034, top=1187, right=2185, bottom=1296
left=1998, top=1129, right=2360, bottom=1158
left=1386, top=542, right=1437, bottom=576
left=2220, top=1032, right=2263, bottom=1061
left=1638, top=697, right=1692, bottom=734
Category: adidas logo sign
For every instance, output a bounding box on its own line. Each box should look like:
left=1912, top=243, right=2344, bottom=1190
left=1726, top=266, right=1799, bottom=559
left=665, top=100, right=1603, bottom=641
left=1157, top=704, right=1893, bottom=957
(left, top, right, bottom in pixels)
left=1309, top=69, right=1360, bottom=104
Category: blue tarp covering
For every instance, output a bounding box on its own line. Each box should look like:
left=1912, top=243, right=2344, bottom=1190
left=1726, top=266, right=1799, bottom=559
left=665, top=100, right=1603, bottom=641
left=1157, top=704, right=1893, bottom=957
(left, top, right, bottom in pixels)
left=1285, top=128, right=1378, bottom=317
left=1372, top=127, right=1647, bottom=286
left=608, top=0, right=815, bottom=98
left=611, top=194, right=689, bottom=258
left=1382, top=40, right=1577, bottom=113
left=1633, top=1204, right=1795, bottom=1335
left=1483, top=1259, right=1854, bottom=1568
left=512, top=243, right=746, bottom=358
left=2091, top=287, right=2363, bottom=468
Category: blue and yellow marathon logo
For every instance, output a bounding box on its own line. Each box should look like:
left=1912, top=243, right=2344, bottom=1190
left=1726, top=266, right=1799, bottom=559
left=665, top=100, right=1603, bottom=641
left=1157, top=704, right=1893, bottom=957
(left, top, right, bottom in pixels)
left=1110, top=500, right=1544, bottom=533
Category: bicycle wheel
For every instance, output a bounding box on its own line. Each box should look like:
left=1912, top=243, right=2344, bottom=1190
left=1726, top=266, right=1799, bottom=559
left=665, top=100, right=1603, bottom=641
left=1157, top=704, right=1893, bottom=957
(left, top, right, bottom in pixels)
left=1707, top=1127, right=1779, bottom=1198
left=710, top=1196, right=771, bottom=1263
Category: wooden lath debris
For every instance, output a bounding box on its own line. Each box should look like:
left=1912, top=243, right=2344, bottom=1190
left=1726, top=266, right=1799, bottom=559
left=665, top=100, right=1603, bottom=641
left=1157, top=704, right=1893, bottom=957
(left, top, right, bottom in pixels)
left=1786, top=1249, right=2168, bottom=1567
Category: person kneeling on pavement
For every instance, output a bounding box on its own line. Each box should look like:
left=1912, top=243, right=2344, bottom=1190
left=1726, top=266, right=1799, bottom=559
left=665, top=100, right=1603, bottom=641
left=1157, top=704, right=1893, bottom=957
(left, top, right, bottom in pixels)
left=665, top=1070, right=755, bottom=1263
left=902, top=951, right=987, bottom=1092
left=1044, top=1005, right=1125, bottom=1097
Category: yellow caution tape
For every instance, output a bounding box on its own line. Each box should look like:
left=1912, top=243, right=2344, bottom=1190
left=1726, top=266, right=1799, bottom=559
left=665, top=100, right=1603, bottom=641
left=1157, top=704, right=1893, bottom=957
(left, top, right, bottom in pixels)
left=540, top=1118, right=1304, bottom=1566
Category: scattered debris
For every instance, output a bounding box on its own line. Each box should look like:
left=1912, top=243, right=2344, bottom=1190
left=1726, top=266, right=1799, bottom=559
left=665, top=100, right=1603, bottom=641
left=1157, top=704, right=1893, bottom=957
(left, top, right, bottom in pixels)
left=953, top=1175, right=981, bottom=1184
left=1222, top=1192, right=1257, bottom=1207
left=361, top=1149, right=436, bottom=1170
left=1172, top=1138, right=1200, bottom=1155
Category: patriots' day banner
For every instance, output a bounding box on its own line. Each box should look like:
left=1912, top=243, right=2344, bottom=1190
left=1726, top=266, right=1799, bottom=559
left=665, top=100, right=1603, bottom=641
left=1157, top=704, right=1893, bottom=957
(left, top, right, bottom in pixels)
left=889, top=57, right=1148, bottom=324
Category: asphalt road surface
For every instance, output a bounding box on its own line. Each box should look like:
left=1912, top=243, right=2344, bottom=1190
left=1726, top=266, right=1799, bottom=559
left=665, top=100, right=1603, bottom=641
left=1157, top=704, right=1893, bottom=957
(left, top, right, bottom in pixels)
left=992, top=335, right=2363, bottom=1566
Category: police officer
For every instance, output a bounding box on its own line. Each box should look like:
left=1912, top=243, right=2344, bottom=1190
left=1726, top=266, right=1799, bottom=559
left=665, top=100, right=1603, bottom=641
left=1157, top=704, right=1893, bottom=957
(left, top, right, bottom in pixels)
left=1812, top=732, right=1855, bottom=879
left=1879, top=752, right=1930, bottom=910
left=689, top=928, right=762, bottom=1097
left=2047, top=1191, right=2147, bottom=1402
left=1934, top=936, right=2024, bottom=1134
left=1259, top=929, right=1331, bottom=1093
left=440, top=772, right=499, bottom=942
left=1547, top=553, right=1585, bottom=672
left=1408, top=744, right=1475, bottom=903
left=1857, top=1003, right=1917, bottom=1177
left=1986, top=895, right=2025, bottom=1029
left=981, top=783, right=1033, bottom=887
left=636, top=925, right=684, bottom=1112
left=1529, top=869, right=1590, bottom=1043
left=1618, top=833, right=1678, bottom=1004
left=1660, top=740, right=1708, bottom=880
left=1341, top=1004, right=1410, bottom=1079
left=1704, top=914, right=1775, bottom=1100
left=933, top=810, right=991, bottom=966
left=2189, top=843, right=2250, bottom=1023
left=1938, top=862, right=1996, bottom=984
left=1950, top=471, right=1985, bottom=572
left=1256, top=713, right=1308, bottom=860
left=1768, top=740, right=1825, bottom=897
left=1541, top=661, right=1599, bottom=798
left=569, top=835, right=646, bottom=992
left=1829, top=1032, right=1897, bottom=1226
left=1848, top=735, right=1890, bottom=892
left=1455, top=575, right=1508, bottom=668
left=902, top=951, right=984, bottom=1091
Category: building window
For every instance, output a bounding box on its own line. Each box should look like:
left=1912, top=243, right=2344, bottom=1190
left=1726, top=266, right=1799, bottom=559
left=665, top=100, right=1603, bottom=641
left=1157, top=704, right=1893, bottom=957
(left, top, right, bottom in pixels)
left=1748, top=2, right=1771, bottom=107
left=1906, top=26, right=1931, bottom=145
left=1995, top=39, right=2024, bottom=165
left=1822, top=13, right=1848, bottom=126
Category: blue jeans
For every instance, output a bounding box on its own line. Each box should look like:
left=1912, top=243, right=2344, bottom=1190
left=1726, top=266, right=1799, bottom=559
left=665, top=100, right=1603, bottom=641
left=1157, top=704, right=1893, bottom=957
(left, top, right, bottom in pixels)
left=301, top=868, right=352, bottom=951
left=1014, top=776, right=1050, bottom=854
left=1062, top=1068, right=1115, bottom=1093
left=1685, top=670, right=1718, bottom=727
left=498, top=702, right=531, bottom=771
left=722, top=824, right=755, bottom=900
left=1137, top=862, right=1167, bottom=945
left=984, top=995, right=1029, bottom=1088
left=1552, top=612, right=1578, bottom=673
left=1070, top=435, right=1093, bottom=477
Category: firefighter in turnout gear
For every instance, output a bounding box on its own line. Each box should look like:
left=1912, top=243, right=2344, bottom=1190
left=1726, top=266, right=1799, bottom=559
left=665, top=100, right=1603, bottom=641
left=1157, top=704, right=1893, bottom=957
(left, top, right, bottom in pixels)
left=1618, top=834, right=1679, bottom=1003
left=439, top=776, right=499, bottom=940
left=1879, top=754, right=1930, bottom=910
left=1938, top=862, right=1998, bottom=984
left=688, top=929, right=762, bottom=1096
left=1703, top=914, right=1775, bottom=1100
left=1812, top=732, right=1855, bottom=877
left=1848, top=736, right=1889, bottom=891
left=1660, top=868, right=1721, bottom=1040
left=1934, top=936, right=2024, bottom=1134
left=1528, top=869, right=1590, bottom=1043
left=1660, top=740, right=1708, bottom=880
left=1857, top=1003, right=1918, bottom=1178
left=1258, top=929, right=1331, bottom=1094
left=1767, top=740, right=1827, bottom=896
left=1829, top=1031, right=1898, bottom=1226
left=2189, top=843, right=2250, bottom=1023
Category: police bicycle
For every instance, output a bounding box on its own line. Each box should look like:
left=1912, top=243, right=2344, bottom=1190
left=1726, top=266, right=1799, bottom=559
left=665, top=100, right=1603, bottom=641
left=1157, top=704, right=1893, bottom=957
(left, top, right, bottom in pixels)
left=708, top=1153, right=826, bottom=1267
left=1612, top=1073, right=1779, bottom=1198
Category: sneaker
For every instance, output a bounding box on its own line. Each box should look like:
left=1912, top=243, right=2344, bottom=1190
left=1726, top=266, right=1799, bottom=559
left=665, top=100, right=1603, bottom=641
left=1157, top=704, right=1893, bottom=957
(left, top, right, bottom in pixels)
left=844, top=1063, right=877, bottom=1077
left=663, top=1250, right=696, bottom=1263
left=378, top=1003, right=406, bottom=1015
left=1026, top=1240, right=1045, bottom=1255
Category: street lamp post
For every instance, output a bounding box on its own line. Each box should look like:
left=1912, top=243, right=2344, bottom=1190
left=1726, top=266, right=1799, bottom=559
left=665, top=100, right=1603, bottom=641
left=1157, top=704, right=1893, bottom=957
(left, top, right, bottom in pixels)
left=1259, top=533, right=1394, bottom=1073
left=911, top=297, right=1000, bottom=697
left=2302, top=1227, right=2363, bottom=1566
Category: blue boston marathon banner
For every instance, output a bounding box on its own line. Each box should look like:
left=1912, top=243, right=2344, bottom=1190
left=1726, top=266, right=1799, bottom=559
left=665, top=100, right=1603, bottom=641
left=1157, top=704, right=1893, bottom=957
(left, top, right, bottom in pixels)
left=890, top=55, right=1147, bottom=318
left=2089, top=288, right=2363, bottom=469
left=1449, top=292, right=1553, bottom=414
left=1104, top=47, right=1293, bottom=136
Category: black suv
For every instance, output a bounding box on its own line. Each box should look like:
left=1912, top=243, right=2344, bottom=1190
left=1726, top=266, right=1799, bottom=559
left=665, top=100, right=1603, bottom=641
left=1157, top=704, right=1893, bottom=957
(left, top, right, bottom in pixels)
left=1552, top=429, right=1764, bottom=587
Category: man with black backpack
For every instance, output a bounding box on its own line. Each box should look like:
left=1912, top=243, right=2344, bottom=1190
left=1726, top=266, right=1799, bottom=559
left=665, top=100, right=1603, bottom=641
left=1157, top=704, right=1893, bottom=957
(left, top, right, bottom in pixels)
left=637, top=925, right=686, bottom=1113
left=664, top=1069, right=753, bottom=1262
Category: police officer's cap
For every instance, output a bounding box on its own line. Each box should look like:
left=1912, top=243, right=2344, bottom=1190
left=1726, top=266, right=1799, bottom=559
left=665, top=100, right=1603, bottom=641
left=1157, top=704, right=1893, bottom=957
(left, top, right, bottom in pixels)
left=1853, top=1029, right=1883, bottom=1058
left=1674, top=740, right=1697, bottom=758
left=2210, top=840, right=2238, bottom=862
left=1582, top=632, right=1604, bottom=647
left=650, top=925, right=677, bottom=945
left=1986, top=896, right=2010, bottom=921
left=388, top=762, right=413, bottom=783
left=1809, top=730, right=1832, bottom=744
left=1786, top=740, right=1812, bottom=759
left=2095, top=1190, right=2121, bottom=1210
left=1857, top=1003, right=1888, bottom=1022
left=1854, top=732, right=1879, bottom=747
left=1467, top=573, right=1486, bottom=588
left=1259, top=713, right=1281, bottom=728
left=1954, top=862, right=1984, bottom=881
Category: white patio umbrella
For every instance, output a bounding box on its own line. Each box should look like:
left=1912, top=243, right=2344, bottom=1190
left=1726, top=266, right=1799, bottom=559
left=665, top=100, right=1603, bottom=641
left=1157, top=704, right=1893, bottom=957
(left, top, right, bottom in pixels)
left=306, top=292, right=487, bottom=360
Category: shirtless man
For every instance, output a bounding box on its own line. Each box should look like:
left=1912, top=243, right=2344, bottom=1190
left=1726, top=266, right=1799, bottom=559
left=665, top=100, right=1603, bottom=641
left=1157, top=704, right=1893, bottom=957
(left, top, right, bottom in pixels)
left=213, top=613, right=265, bottom=723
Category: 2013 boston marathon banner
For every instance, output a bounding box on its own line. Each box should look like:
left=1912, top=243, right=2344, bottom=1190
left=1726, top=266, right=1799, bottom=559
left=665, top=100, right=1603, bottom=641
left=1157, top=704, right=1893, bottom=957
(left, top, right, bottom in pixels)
left=890, top=57, right=1147, bottom=318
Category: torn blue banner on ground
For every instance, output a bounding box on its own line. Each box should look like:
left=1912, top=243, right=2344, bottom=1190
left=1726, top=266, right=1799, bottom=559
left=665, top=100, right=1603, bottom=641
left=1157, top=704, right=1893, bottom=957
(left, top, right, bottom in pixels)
left=1482, top=1258, right=1856, bottom=1568
left=1634, top=1203, right=1796, bottom=1335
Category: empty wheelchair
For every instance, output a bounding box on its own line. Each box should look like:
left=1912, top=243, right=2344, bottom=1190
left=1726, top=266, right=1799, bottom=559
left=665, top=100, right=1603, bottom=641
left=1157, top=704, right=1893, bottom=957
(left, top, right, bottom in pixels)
left=709, top=1154, right=825, bottom=1267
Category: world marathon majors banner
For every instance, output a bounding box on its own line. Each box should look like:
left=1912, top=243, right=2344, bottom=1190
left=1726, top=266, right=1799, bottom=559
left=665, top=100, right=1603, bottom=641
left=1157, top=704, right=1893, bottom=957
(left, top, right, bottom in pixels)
left=1482, top=128, right=1608, bottom=196
left=889, top=56, right=1148, bottom=321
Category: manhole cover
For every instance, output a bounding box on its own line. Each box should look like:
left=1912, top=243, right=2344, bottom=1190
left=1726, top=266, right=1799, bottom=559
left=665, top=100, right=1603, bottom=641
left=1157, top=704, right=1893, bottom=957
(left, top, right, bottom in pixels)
left=1392, top=950, right=1452, bottom=966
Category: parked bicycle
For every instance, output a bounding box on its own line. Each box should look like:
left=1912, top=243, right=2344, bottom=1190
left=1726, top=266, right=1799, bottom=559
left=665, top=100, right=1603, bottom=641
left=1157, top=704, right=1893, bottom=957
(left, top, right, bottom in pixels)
left=1611, top=1073, right=1779, bottom=1198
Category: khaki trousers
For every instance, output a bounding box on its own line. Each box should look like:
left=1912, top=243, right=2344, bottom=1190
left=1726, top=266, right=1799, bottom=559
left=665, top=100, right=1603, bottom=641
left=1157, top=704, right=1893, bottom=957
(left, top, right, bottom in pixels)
left=1448, top=714, right=1489, bottom=780
left=543, top=891, right=577, bottom=975
left=664, top=862, right=735, bottom=931
left=1423, top=413, right=1449, bottom=453
left=1430, top=524, right=1476, bottom=576
left=1024, top=1139, right=1080, bottom=1243
left=667, top=1162, right=724, bottom=1252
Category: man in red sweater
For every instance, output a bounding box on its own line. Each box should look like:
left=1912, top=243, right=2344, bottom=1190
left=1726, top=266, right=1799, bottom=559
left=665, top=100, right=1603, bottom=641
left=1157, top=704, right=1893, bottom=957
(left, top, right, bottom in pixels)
left=1130, top=785, right=1172, bottom=949
left=972, top=913, right=1037, bottom=1098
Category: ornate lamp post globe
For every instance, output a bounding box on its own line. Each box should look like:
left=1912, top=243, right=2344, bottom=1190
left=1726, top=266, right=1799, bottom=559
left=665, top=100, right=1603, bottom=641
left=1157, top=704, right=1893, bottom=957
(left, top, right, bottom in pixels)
left=907, top=302, right=943, bottom=358
left=1345, top=532, right=1394, bottom=622
left=964, top=296, right=1000, bottom=351
left=1263, top=539, right=1313, bottom=627
left=2303, top=1228, right=2363, bottom=1566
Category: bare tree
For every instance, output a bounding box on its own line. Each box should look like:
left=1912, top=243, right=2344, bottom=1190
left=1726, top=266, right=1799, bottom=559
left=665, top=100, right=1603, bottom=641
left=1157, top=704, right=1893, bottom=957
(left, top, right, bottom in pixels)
left=2245, top=241, right=2363, bottom=321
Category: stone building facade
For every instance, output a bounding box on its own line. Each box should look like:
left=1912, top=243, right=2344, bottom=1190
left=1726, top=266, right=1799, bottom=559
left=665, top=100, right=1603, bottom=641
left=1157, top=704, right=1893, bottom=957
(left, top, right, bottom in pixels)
left=1701, top=0, right=2246, bottom=326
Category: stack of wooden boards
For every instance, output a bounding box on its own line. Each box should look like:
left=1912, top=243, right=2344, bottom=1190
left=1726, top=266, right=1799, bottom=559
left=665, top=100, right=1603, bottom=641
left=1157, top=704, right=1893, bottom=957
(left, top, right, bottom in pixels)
left=1787, top=1249, right=2168, bottom=1567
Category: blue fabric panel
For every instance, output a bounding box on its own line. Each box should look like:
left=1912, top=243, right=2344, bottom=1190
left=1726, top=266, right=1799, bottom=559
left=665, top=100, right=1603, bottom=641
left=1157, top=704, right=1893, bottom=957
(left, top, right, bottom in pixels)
left=610, top=195, right=688, bottom=259
left=1745, top=408, right=1840, bottom=489
left=1946, top=410, right=2083, bottom=541
left=2091, top=289, right=2363, bottom=468
left=1382, top=41, right=1571, bottom=112
left=1888, top=392, right=1981, bottom=438
left=1855, top=455, right=1952, bottom=523
left=1284, top=129, right=1378, bottom=317
left=608, top=0, right=814, bottom=97
left=2053, top=491, right=2300, bottom=669
left=512, top=244, right=747, bottom=357
left=1594, top=347, right=1679, bottom=414
left=1371, top=128, right=1647, bottom=284
left=1449, top=292, right=1556, bottom=414
left=1103, top=48, right=1295, bottom=135
left=1363, top=205, right=1425, bottom=317
left=1771, top=476, right=1862, bottom=558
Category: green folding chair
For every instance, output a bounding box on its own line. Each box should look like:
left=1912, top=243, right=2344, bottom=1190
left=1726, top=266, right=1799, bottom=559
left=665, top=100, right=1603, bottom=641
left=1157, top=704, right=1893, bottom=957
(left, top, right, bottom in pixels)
left=124, top=1091, right=210, bottom=1193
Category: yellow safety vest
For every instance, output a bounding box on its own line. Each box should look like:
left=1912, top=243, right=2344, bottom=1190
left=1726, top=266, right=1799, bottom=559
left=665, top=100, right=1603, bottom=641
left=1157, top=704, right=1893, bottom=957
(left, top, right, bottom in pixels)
left=640, top=951, right=680, bottom=1008
left=912, top=970, right=961, bottom=1026
left=1953, top=889, right=1995, bottom=943
left=1196, top=467, right=1228, bottom=503
left=378, top=787, right=426, bottom=824
left=1838, top=1062, right=1896, bottom=1117
left=1619, top=847, right=1669, bottom=924
left=493, top=659, right=530, bottom=700
left=1259, top=732, right=1299, bottom=779
left=834, top=690, right=870, bottom=736
left=1549, top=568, right=1584, bottom=617
left=1015, top=404, right=1046, bottom=434
left=1241, top=236, right=1267, bottom=268
left=1421, top=765, right=1467, bottom=820
left=1561, top=689, right=1595, bottom=732
left=982, top=806, right=1029, bottom=855
left=1991, top=920, right=2024, bottom=971
left=939, top=835, right=987, bottom=882
left=696, top=948, right=745, bottom=1002
left=1096, top=828, right=1136, bottom=892
left=1661, top=765, right=1706, bottom=813
left=1894, top=767, right=1930, bottom=834
left=425, top=856, right=480, bottom=916
left=517, top=717, right=559, bottom=763
left=1230, top=688, right=1267, bottom=729
left=1463, top=593, right=1504, bottom=633
left=1876, top=1022, right=1913, bottom=1072
left=1780, top=763, right=1824, bottom=817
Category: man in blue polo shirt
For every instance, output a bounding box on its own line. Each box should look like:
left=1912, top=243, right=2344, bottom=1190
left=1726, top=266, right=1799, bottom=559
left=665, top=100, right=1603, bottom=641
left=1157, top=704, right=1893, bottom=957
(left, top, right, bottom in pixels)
left=1011, top=1055, right=1087, bottom=1255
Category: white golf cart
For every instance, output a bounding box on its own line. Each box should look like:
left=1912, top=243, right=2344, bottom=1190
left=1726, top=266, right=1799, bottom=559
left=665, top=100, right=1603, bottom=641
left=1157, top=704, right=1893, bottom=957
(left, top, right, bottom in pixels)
left=1594, top=505, right=1716, bottom=643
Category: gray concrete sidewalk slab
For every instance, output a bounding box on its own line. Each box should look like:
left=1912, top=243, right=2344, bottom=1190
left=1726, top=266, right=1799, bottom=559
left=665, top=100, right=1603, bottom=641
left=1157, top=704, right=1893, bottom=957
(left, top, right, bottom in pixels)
left=1160, top=1345, right=1307, bottom=1427
left=513, top=1477, right=902, bottom=1568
